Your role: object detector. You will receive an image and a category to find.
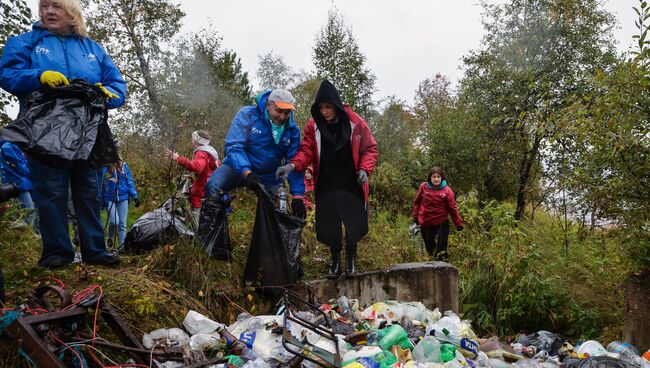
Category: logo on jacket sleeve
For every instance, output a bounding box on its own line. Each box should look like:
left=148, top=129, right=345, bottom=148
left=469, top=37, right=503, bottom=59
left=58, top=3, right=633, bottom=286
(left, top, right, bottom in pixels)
left=84, top=53, right=97, bottom=62
left=250, top=127, right=263, bottom=135
left=35, top=46, right=50, bottom=55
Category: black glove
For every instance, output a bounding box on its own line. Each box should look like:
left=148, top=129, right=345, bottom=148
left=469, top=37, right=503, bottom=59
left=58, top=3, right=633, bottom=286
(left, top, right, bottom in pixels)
left=357, top=169, right=368, bottom=185
left=292, top=198, right=306, bottom=219
left=245, top=172, right=261, bottom=189
left=456, top=225, right=464, bottom=231
left=134, top=197, right=140, bottom=208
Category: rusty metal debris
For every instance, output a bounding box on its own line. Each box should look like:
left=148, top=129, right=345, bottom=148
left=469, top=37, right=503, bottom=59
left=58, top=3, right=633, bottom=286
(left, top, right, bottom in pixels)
left=4, top=285, right=229, bottom=367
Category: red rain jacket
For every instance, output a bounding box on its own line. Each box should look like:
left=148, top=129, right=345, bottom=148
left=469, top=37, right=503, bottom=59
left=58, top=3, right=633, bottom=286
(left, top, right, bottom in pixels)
left=412, top=182, right=463, bottom=228
left=291, top=105, right=378, bottom=202
left=176, top=150, right=218, bottom=208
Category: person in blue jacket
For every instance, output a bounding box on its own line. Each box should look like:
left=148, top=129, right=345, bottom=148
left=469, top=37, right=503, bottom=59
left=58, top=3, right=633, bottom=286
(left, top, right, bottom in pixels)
left=0, top=140, right=37, bottom=230
left=205, top=89, right=306, bottom=218
left=0, top=0, right=127, bottom=267
left=102, top=158, right=139, bottom=248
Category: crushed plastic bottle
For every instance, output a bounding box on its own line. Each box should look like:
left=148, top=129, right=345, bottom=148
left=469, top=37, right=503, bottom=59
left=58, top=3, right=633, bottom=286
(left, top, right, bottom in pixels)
left=276, top=186, right=288, bottom=213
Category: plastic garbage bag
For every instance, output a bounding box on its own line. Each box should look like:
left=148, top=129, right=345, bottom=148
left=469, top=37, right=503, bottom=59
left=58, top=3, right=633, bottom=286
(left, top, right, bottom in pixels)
left=413, top=336, right=442, bottom=363
left=244, top=182, right=305, bottom=296
left=183, top=310, right=224, bottom=335
left=426, top=310, right=477, bottom=341
left=227, top=314, right=292, bottom=364
left=561, top=356, right=637, bottom=368
left=513, top=359, right=545, bottom=368
left=189, top=333, right=223, bottom=352
left=241, top=358, right=271, bottom=368
left=523, top=331, right=564, bottom=356
left=197, top=194, right=231, bottom=261
left=1, top=80, right=118, bottom=169
left=124, top=208, right=193, bottom=253
left=142, top=328, right=189, bottom=349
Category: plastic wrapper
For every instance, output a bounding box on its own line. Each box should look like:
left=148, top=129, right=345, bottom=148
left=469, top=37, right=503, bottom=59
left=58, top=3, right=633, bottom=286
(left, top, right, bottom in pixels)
left=1, top=80, right=118, bottom=169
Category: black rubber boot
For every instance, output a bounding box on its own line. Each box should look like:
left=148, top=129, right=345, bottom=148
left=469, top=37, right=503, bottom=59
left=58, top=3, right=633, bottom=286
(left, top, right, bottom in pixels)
left=327, top=248, right=342, bottom=279
left=346, top=243, right=357, bottom=276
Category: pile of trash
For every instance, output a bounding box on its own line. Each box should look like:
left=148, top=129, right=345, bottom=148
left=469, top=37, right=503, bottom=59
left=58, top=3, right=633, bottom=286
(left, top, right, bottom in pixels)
left=142, top=293, right=650, bottom=368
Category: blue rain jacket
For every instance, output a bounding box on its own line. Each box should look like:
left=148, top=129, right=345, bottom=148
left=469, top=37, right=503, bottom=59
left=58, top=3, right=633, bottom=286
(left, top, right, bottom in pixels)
left=0, top=22, right=126, bottom=109
left=101, top=163, right=138, bottom=206
left=222, top=90, right=305, bottom=195
left=0, top=141, right=32, bottom=192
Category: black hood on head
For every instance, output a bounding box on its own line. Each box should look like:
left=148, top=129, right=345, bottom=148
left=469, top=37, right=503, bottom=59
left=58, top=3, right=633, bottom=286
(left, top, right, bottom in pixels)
left=310, top=80, right=348, bottom=123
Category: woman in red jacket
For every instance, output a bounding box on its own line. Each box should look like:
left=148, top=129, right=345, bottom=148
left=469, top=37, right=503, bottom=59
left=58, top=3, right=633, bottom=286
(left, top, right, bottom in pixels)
left=412, top=167, right=464, bottom=261
left=276, top=80, right=378, bottom=278
left=165, top=130, right=219, bottom=227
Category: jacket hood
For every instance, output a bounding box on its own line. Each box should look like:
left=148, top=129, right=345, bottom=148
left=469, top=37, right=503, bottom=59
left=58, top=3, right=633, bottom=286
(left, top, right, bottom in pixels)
left=195, top=145, right=219, bottom=163
left=310, top=80, right=349, bottom=124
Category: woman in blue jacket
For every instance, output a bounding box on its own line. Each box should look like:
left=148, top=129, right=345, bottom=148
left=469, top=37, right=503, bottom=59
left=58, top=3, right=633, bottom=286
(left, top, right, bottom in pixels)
left=102, top=158, right=138, bottom=248
left=0, top=0, right=127, bottom=267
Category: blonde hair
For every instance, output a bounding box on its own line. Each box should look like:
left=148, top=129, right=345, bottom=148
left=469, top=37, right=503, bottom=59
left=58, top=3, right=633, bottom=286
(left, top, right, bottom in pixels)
left=39, top=0, right=88, bottom=37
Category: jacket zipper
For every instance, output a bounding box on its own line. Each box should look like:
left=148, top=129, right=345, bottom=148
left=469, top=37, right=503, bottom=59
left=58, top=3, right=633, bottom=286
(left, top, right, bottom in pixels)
left=59, top=36, right=71, bottom=77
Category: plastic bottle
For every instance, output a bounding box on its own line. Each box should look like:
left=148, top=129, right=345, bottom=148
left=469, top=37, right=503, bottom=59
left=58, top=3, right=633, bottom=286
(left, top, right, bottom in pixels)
left=608, top=341, right=640, bottom=356
left=377, top=325, right=409, bottom=350
left=608, top=341, right=641, bottom=365
left=276, top=186, right=288, bottom=213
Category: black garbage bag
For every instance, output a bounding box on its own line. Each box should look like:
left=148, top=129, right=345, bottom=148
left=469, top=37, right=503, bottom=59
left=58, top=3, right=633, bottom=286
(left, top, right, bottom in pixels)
left=522, top=330, right=564, bottom=355
left=124, top=208, right=193, bottom=253
left=561, top=356, right=636, bottom=368
left=244, top=182, right=305, bottom=296
left=196, top=194, right=231, bottom=261
left=1, top=80, right=118, bottom=169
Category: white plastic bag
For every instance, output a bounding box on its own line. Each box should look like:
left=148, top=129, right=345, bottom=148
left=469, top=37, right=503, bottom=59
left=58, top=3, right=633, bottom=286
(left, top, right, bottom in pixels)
left=183, top=310, right=224, bottom=335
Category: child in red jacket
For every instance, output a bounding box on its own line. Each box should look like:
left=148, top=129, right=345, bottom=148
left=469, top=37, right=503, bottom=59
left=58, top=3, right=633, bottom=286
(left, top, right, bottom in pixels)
left=412, top=167, right=464, bottom=261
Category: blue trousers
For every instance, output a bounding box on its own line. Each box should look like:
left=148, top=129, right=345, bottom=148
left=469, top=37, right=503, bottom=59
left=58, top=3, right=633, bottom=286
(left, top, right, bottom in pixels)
left=17, top=190, right=39, bottom=232
left=204, top=163, right=280, bottom=198
left=106, top=200, right=129, bottom=245
left=28, top=158, right=109, bottom=266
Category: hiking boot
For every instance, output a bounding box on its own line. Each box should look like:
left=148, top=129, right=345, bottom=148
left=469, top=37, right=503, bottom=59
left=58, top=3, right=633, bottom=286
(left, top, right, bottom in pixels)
left=327, top=249, right=342, bottom=279
left=86, top=252, right=120, bottom=266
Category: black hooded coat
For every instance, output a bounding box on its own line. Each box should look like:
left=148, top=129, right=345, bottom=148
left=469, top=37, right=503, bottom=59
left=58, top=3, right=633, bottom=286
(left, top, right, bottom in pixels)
left=310, top=80, right=368, bottom=249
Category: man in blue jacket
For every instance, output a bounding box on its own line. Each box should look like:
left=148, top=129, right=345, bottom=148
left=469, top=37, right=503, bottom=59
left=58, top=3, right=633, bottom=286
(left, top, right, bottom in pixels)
left=205, top=89, right=306, bottom=218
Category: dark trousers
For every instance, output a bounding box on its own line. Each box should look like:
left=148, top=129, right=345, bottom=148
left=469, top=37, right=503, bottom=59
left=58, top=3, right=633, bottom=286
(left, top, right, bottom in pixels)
left=421, top=220, right=450, bottom=261
left=29, top=158, right=109, bottom=266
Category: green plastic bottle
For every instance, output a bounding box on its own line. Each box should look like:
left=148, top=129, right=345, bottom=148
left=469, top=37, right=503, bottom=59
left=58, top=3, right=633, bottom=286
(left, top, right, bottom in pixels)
left=378, top=325, right=408, bottom=350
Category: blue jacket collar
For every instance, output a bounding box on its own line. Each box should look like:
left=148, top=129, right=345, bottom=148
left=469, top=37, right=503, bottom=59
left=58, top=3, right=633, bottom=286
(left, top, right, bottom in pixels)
left=427, top=180, right=447, bottom=190
left=255, top=90, right=297, bottom=128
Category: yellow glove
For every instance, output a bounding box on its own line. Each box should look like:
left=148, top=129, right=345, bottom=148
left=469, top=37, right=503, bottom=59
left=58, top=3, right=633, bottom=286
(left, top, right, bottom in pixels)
left=95, top=83, right=119, bottom=99
left=40, top=70, right=69, bottom=88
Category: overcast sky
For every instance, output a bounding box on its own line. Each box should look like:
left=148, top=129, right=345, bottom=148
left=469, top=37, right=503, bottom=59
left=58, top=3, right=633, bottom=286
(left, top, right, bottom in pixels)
left=24, top=0, right=640, bottom=104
